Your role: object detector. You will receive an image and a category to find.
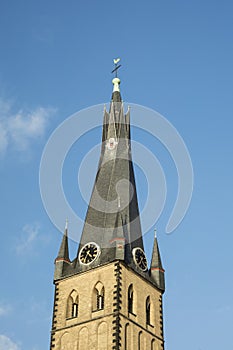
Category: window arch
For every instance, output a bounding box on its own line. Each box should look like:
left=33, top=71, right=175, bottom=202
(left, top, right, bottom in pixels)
left=66, top=290, right=79, bottom=319
left=146, top=296, right=151, bottom=325
left=125, top=323, right=130, bottom=350
left=97, top=322, right=108, bottom=349
left=138, top=331, right=142, bottom=350
left=128, top=284, right=133, bottom=314
left=151, top=339, right=155, bottom=350
left=93, top=282, right=104, bottom=311
left=78, top=327, right=89, bottom=350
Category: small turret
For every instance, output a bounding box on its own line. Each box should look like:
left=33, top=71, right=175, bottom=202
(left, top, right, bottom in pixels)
left=150, top=230, right=165, bottom=292
left=54, top=220, right=70, bottom=281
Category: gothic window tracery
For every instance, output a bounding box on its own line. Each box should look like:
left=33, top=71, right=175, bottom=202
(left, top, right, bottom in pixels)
left=93, top=282, right=105, bottom=311
left=66, top=290, right=79, bottom=319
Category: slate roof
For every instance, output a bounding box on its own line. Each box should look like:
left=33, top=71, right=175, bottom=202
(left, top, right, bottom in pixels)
left=77, top=86, right=144, bottom=263
left=56, top=226, right=70, bottom=262
left=150, top=232, right=165, bottom=291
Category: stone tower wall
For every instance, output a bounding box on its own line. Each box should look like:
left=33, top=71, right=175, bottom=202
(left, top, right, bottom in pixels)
left=50, top=261, right=164, bottom=350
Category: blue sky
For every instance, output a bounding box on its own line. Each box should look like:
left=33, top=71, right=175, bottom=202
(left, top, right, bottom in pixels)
left=0, top=0, right=232, bottom=349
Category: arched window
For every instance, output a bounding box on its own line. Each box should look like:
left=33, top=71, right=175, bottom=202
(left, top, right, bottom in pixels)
left=66, top=290, right=79, bottom=319
left=93, top=282, right=105, bottom=311
left=125, top=323, right=130, bottom=350
left=78, top=327, right=89, bottom=350
left=151, top=339, right=155, bottom=350
left=146, top=296, right=151, bottom=325
left=128, top=284, right=133, bottom=314
left=97, top=322, right=108, bottom=349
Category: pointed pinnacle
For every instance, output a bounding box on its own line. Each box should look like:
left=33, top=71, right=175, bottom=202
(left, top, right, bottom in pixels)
left=65, top=218, right=68, bottom=230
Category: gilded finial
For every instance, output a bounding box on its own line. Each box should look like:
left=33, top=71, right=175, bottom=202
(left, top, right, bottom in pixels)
left=111, top=58, right=121, bottom=78
left=111, top=58, right=121, bottom=93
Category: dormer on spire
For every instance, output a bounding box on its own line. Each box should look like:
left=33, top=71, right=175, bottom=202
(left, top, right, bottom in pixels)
left=109, top=207, right=126, bottom=261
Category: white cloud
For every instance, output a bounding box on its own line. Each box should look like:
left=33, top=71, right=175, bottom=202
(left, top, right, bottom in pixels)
left=0, top=123, right=8, bottom=154
left=0, top=303, right=11, bottom=316
left=0, top=99, right=12, bottom=115
left=15, top=222, right=52, bottom=257
left=0, top=98, right=55, bottom=155
left=16, top=223, right=40, bottom=255
left=0, top=335, right=20, bottom=350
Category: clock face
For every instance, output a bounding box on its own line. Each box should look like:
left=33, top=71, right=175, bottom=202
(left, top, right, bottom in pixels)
left=79, top=242, right=100, bottom=265
left=106, top=137, right=118, bottom=150
left=132, top=247, right=148, bottom=271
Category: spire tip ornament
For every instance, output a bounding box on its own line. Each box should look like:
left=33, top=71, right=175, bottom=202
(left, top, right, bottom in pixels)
left=118, top=196, right=121, bottom=209
left=111, top=58, right=122, bottom=96
left=113, top=58, right=120, bottom=64
left=111, top=58, right=122, bottom=78
left=65, top=218, right=68, bottom=230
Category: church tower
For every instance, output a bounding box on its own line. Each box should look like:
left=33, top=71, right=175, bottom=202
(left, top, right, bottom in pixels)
left=50, top=70, right=165, bottom=350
